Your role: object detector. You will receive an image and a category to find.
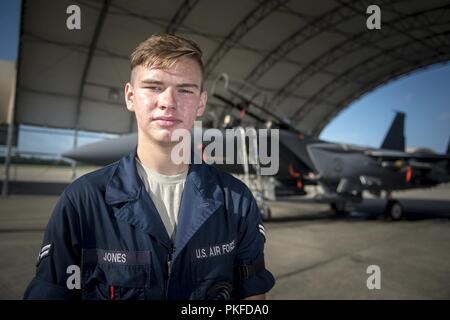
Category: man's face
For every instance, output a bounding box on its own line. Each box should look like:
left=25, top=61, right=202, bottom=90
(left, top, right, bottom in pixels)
left=125, top=57, right=207, bottom=145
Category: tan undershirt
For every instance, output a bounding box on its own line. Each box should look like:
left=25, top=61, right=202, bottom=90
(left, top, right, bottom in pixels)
left=135, top=158, right=188, bottom=241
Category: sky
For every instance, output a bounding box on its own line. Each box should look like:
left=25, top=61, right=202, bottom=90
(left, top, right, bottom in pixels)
left=1, top=1, right=449, bottom=156
left=320, top=62, right=450, bottom=153
left=0, top=0, right=21, bottom=61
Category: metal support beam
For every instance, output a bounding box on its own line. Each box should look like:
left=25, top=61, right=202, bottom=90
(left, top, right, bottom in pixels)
left=245, top=0, right=402, bottom=84
left=19, top=86, right=124, bottom=107
left=24, top=32, right=129, bottom=60
left=337, top=0, right=447, bottom=57
left=314, top=57, right=450, bottom=135
left=271, top=4, right=450, bottom=116
left=205, top=0, right=290, bottom=78
left=246, top=0, right=355, bottom=84
left=299, top=32, right=450, bottom=136
left=2, top=67, right=18, bottom=197
left=72, top=0, right=110, bottom=180
left=2, top=0, right=23, bottom=197
left=109, top=1, right=221, bottom=43
left=294, top=30, right=450, bottom=122
left=73, top=0, right=111, bottom=129
left=165, top=0, right=200, bottom=34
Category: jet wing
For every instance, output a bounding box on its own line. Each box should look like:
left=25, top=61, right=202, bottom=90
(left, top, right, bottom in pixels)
left=365, top=150, right=450, bottom=162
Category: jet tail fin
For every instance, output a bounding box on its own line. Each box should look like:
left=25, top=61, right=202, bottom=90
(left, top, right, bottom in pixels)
left=381, top=111, right=405, bottom=151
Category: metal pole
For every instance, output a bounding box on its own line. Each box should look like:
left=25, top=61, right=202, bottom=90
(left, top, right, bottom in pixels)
left=70, top=0, right=110, bottom=181
left=2, top=66, right=18, bottom=197
left=237, top=127, right=249, bottom=187
left=71, top=129, right=78, bottom=180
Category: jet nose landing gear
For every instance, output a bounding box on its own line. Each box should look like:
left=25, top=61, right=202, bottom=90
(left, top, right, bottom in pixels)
left=386, top=199, right=404, bottom=221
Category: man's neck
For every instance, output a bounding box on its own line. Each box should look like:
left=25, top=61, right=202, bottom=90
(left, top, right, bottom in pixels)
left=136, top=135, right=189, bottom=176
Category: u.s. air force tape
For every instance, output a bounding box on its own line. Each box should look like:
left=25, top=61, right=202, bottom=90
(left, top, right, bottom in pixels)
left=82, top=249, right=151, bottom=266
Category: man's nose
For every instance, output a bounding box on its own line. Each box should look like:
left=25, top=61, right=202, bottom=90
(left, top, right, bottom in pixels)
left=158, top=87, right=177, bottom=109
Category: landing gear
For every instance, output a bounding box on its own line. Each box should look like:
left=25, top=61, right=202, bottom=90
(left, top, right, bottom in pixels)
left=259, top=202, right=272, bottom=222
left=330, top=202, right=350, bottom=216
left=383, top=191, right=403, bottom=221
left=385, top=200, right=403, bottom=221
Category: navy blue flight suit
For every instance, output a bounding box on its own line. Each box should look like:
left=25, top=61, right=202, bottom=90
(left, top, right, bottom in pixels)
left=24, top=148, right=275, bottom=299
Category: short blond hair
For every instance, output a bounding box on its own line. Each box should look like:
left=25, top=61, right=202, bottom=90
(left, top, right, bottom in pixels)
left=130, top=33, right=204, bottom=87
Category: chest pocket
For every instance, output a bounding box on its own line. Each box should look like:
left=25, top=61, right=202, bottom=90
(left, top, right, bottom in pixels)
left=81, top=249, right=152, bottom=300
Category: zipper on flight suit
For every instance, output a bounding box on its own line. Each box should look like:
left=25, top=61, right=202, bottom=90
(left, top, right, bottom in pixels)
left=167, top=253, right=173, bottom=275
left=165, top=247, right=174, bottom=299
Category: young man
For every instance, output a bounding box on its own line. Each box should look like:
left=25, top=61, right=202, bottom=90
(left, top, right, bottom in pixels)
left=24, top=34, right=275, bottom=300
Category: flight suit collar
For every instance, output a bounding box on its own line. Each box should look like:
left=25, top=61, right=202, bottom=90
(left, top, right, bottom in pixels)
left=174, top=162, right=223, bottom=262
left=105, top=147, right=141, bottom=205
left=105, top=147, right=223, bottom=256
left=105, top=147, right=173, bottom=249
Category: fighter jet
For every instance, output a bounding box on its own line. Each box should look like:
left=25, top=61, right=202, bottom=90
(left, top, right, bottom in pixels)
left=209, top=76, right=450, bottom=220
left=61, top=124, right=313, bottom=197
left=307, top=129, right=450, bottom=219
left=62, top=76, right=450, bottom=221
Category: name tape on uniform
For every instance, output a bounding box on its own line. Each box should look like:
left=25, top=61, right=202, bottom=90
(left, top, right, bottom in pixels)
left=82, top=249, right=151, bottom=266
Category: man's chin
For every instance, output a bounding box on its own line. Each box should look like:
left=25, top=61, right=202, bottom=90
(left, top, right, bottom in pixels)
left=149, top=131, right=178, bottom=145
left=142, top=126, right=190, bottom=146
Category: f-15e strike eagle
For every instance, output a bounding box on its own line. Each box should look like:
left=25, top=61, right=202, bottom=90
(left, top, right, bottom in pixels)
left=62, top=75, right=450, bottom=221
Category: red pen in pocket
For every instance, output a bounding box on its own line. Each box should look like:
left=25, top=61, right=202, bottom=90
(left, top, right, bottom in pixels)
left=110, top=285, right=115, bottom=300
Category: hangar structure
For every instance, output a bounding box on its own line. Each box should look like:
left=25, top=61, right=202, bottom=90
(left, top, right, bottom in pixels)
left=11, top=0, right=450, bottom=138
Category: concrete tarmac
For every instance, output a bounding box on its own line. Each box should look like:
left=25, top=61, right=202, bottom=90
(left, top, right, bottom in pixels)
left=0, top=185, right=449, bottom=299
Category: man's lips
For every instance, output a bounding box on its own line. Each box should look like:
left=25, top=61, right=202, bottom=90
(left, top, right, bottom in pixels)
left=152, top=117, right=181, bottom=127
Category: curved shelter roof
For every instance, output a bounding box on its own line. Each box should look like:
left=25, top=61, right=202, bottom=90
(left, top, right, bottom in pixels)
left=15, top=0, right=450, bottom=136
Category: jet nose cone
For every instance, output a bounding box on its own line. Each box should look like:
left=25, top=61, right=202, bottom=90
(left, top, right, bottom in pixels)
left=61, top=143, right=98, bottom=163
left=61, top=133, right=138, bottom=166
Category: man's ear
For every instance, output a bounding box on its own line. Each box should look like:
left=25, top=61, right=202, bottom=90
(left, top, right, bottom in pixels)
left=125, top=82, right=134, bottom=112
left=196, top=90, right=207, bottom=117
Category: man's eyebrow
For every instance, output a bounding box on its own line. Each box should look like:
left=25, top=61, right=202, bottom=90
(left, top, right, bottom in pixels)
left=140, top=79, right=163, bottom=85
left=176, top=83, right=200, bottom=89
left=140, top=79, right=199, bottom=89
